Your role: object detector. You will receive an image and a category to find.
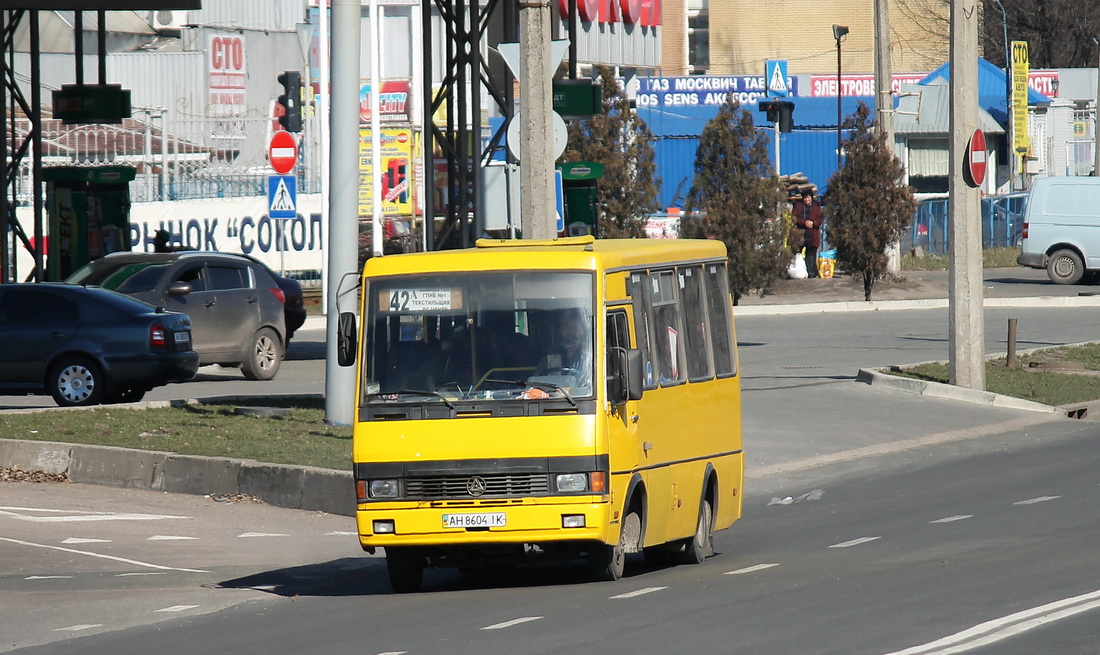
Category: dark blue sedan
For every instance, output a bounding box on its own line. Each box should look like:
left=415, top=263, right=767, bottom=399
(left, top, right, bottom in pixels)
left=0, top=283, right=199, bottom=406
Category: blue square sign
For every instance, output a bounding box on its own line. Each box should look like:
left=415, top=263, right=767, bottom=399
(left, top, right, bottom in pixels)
left=765, top=60, right=790, bottom=98
left=268, top=175, right=297, bottom=219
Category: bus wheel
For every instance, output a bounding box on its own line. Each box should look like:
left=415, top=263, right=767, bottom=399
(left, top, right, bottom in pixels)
left=386, top=548, right=425, bottom=593
left=590, top=511, right=639, bottom=581
left=679, top=499, right=713, bottom=565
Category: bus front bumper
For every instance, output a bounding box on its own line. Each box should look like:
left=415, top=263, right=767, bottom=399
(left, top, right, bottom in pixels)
left=356, top=496, right=613, bottom=549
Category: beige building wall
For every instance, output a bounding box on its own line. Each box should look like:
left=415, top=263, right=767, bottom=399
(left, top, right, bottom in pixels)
left=707, top=0, right=950, bottom=77
left=662, top=0, right=689, bottom=75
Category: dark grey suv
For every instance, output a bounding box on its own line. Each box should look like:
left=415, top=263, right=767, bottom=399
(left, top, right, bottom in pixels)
left=68, top=252, right=287, bottom=380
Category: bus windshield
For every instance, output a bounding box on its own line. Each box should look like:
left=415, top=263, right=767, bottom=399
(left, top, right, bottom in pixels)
left=363, top=271, right=594, bottom=403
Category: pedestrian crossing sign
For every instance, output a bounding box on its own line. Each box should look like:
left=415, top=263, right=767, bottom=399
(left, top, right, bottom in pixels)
left=766, top=60, right=789, bottom=98
left=268, top=175, right=297, bottom=219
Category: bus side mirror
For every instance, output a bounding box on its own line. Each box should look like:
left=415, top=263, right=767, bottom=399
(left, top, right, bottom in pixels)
left=607, top=347, right=644, bottom=404
left=337, top=312, right=357, bottom=367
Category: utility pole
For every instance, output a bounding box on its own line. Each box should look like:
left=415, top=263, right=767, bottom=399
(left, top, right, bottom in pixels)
left=519, top=0, right=556, bottom=239
left=948, top=0, right=985, bottom=391
left=875, top=0, right=901, bottom=275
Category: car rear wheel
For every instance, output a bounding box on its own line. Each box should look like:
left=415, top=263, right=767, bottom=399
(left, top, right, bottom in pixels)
left=48, top=357, right=105, bottom=407
left=1047, top=249, right=1084, bottom=285
left=241, top=327, right=283, bottom=380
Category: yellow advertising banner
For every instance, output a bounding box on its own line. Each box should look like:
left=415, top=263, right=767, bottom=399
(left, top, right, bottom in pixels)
left=1011, top=40, right=1030, bottom=157
left=359, top=128, right=414, bottom=217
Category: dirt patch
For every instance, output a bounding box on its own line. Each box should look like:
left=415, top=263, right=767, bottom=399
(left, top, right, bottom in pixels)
left=1, top=466, right=71, bottom=483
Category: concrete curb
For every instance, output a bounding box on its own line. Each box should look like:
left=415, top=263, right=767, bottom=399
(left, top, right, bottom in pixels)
left=856, top=367, right=1065, bottom=415
left=0, top=437, right=355, bottom=516
left=735, top=294, right=1100, bottom=316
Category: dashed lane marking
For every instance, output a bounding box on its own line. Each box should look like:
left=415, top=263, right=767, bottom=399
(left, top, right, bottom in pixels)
left=0, top=506, right=190, bottom=522
left=52, top=625, right=102, bottom=632
left=26, top=575, right=73, bottom=580
left=1013, top=496, right=1060, bottom=505
left=117, top=572, right=167, bottom=577
left=148, top=535, right=198, bottom=541
left=61, top=537, right=111, bottom=544
left=930, top=515, right=973, bottom=523
left=726, top=563, right=781, bottom=575
left=0, top=536, right=209, bottom=573
left=481, top=616, right=543, bottom=630
left=238, top=532, right=289, bottom=538
left=156, top=605, right=200, bottom=613
left=610, top=586, right=667, bottom=599
left=829, top=536, right=881, bottom=548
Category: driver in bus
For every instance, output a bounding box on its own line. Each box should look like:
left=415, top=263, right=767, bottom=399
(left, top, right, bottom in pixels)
left=535, top=307, right=593, bottom=389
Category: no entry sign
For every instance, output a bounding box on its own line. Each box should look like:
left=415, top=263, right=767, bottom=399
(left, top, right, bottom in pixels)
left=965, top=129, right=987, bottom=188
left=268, top=130, right=298, bottom=175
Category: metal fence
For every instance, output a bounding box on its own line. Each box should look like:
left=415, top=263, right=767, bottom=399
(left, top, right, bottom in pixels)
left=903, top=192, right=1029, bottom=255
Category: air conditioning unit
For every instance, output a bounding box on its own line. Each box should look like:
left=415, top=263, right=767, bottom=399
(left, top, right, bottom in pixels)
left=153, top=10, right=184, bottom=30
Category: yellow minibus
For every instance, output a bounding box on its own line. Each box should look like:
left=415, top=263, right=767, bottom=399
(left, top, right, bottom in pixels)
left=338, top=235, right=744, bottom=592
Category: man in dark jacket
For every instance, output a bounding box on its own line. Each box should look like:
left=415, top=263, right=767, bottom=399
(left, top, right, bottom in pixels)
left=792, top=188, right=824, bottom=278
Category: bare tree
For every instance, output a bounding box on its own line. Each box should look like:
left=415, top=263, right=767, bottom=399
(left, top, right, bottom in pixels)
left=826, top=103, right=918, bottom=301
left=679, top=98, right=788, bottom=305
left=558, top=66, right=660, bottom=238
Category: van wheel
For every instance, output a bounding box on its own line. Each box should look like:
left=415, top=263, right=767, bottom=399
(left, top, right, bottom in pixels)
left=241, top=328, right=283, bottom=380
left=1047, top=249, right=1084, bottom=285
left=679, top=499, right=714, bottom=565
left=48, top=357, right=105, bottom=407
left=590, top=511, right=639, bottom=582
left=386, top=547, right=425, bottom=593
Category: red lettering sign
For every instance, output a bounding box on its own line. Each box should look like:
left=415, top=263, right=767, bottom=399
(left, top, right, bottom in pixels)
left=559, top=0, right=658, bottom=25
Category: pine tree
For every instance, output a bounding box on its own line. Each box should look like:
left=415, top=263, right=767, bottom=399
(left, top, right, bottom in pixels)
left=826, top=103, right=918, bottom=301
left=680, top=97, right=788, bottom=305
left=558, top=66, right=660, bottom=238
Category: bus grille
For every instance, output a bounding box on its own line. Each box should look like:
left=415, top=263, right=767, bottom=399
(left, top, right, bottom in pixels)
left=405, top=473, right=550, bottom=499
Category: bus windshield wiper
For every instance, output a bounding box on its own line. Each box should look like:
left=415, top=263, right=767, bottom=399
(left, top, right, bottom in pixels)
left=367, top=390, right=455, bottom=410
left=523, top=380, right=577, bottom=406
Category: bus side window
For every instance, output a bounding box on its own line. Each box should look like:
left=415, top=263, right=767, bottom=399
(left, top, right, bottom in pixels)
left=705, top=263, right=736, bottom=376
left=651, top=270, right=684, bottom=386
left=630, top=272, right=657, bottom=389
left=680, top=266, right=713, bottom=381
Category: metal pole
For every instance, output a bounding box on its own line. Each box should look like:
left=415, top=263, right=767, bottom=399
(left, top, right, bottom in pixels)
left=1094, top=38, right=1100, bottom=177
left=836, top=37, right=842, bottom=169
left=995, top=0, right=1012, bottom=189
left=519, top=0, right=556, bottom=240
left=1007, top=318, right=1017, bottom=367
left=325, top=0, right=362, bottom=426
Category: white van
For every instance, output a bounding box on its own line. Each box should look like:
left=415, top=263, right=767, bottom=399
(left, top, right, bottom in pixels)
left=1017, top=176, right=1100, bottom=284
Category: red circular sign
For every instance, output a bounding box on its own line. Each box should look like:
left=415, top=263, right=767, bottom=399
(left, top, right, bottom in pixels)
left=268, top=130, right=298, bottom=175
left=966, top=129, right=987, bottom=187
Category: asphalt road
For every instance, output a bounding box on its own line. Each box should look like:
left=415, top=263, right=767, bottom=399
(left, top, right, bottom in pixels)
left=5, top=413, right=1098, bottom=655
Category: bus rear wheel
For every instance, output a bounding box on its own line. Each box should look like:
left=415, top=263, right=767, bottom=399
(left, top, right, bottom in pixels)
left=679, top=499, right=714, bottom=565
left=590, top=511, right=639, bottom=581
left=385, top=547, right=425, bottom=593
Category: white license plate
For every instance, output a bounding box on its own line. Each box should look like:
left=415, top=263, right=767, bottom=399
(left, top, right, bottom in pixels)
left=443, top=512, right=506, bottom=528
left=174, top=332, right=190, bottom=344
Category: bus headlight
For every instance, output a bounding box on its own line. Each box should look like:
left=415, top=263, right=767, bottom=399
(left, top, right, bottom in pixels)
left=556, top=473, right=588, bottom=493
left=369, top=479, right=399, bottom=498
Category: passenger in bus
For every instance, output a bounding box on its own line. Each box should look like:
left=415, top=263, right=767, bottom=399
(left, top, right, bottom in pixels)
left=536, top=308, right=592, bottom=388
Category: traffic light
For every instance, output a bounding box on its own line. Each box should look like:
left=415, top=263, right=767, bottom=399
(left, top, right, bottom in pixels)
left=276, top=70, right=302, bottom=132
left=758, top=100, right=794, bottom=133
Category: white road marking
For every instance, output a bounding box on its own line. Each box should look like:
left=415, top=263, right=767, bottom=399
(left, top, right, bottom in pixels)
left=327, top=531, right=357, bottom=536
left=117, top=572, right=168, bottom=577
left=376, top=651, right=408, bottom=655
left=929, top=515, right=973, bottom=524
left=726, top=563, right=781, bottom=575
left=238, top=532, right=289, bottom=538
left=61, top=537, right=111, bottom=544
left=610, top=586, right=667, bottom=599
left=883, top=588, right=1100, bottom=654
left=52, top=624, right=102, bottom=632
left=0, top=536, right=209, bottom=573
left=829, top=536, right=881, bottom=548
left=0, top=506, right=190, bottom=522
left=1013, top=495, right=1060, bottom=505
left=148, top=535, right=198, bottom=541
left=156, top=605, right=200, bottom=613
left=481, top=616, right=543, bottom=630
left=26, top=575, right=73, bottom=580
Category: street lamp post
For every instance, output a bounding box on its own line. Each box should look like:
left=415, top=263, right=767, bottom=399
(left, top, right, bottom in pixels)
left=994, top=0, right=1011, bottom=189
left=833, top=24, right=849, bottom=169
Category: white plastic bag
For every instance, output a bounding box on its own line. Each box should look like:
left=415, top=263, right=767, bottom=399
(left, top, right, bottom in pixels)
left=787, top=255, right=808, bottom=279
